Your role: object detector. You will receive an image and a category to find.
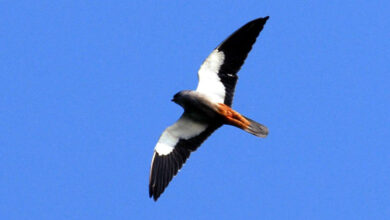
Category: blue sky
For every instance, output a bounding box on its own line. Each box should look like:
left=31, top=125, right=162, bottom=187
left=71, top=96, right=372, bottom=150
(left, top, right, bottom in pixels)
left=1, top=1, right=389, bottom=219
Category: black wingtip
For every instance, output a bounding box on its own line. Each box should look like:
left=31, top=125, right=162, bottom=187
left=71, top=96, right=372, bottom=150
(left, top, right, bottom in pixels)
left=149, top=188, right=157, bottom=201
left=252, top=16, right=269, bottom=24
left=260, top=16, right=269, bottom=20
left=149, top=185, right=162, bottom=201
left=148, top=186, right=160, bottom=201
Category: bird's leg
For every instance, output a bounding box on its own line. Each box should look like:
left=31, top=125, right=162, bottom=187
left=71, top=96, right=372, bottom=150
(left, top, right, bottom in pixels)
left=216, top=103, right=251, bottom=129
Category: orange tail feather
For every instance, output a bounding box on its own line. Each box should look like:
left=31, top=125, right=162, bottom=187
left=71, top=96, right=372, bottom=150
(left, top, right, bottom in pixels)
left=216, top=103, right=268, bottom=138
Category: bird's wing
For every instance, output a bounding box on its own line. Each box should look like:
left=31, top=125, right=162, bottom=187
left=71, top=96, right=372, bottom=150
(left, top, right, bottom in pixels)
left=196, top=16, right=269, bottom=106
left=149, top=114, right=221, bottom=201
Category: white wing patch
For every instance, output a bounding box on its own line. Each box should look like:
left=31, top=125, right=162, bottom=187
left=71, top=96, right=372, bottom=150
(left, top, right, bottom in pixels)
left=154, top=115, right=208, bottom=155
left=196, top=50, right=226, bottom=103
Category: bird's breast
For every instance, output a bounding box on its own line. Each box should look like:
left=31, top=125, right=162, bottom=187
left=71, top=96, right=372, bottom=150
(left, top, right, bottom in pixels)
left=180, top=92, right=220, bottom=121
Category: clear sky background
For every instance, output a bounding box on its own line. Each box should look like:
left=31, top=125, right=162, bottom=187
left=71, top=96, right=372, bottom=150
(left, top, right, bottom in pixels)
left=1, top=1, right=389, bottom=219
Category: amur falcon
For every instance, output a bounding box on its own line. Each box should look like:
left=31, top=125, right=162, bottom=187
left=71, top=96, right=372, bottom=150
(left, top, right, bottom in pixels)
left=149, top=17, right=270, bottom=201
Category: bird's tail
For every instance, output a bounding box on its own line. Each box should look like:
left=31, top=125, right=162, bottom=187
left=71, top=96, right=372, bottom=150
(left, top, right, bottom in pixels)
left=216, top=103, right=268, bottom=138
left=242, top=116, right=268, bottom=138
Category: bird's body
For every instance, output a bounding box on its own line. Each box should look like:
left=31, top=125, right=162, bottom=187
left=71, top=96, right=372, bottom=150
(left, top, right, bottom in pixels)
left=173, top=90, right=219, bottom=121
left=149, top=17, right=270, bottom=201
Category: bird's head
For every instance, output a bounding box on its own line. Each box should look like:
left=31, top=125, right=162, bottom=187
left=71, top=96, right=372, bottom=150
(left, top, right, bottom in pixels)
left=172, top=90, right=192, bottom=106
left=172, top=91, right=184, bottom=104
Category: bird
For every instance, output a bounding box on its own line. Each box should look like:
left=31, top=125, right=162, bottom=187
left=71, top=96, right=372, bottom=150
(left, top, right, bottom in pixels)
left=149, top=16, right=270, bottom=201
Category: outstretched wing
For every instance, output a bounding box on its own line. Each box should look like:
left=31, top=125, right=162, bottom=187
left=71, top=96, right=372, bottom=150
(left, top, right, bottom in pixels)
left=196, top=16, right=269, bottom=106
left=149, top=114, right=221, bottom=201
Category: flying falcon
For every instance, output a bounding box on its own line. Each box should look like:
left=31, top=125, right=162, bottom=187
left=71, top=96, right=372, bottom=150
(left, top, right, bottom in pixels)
left=149, top=16, right=270, bottom=201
